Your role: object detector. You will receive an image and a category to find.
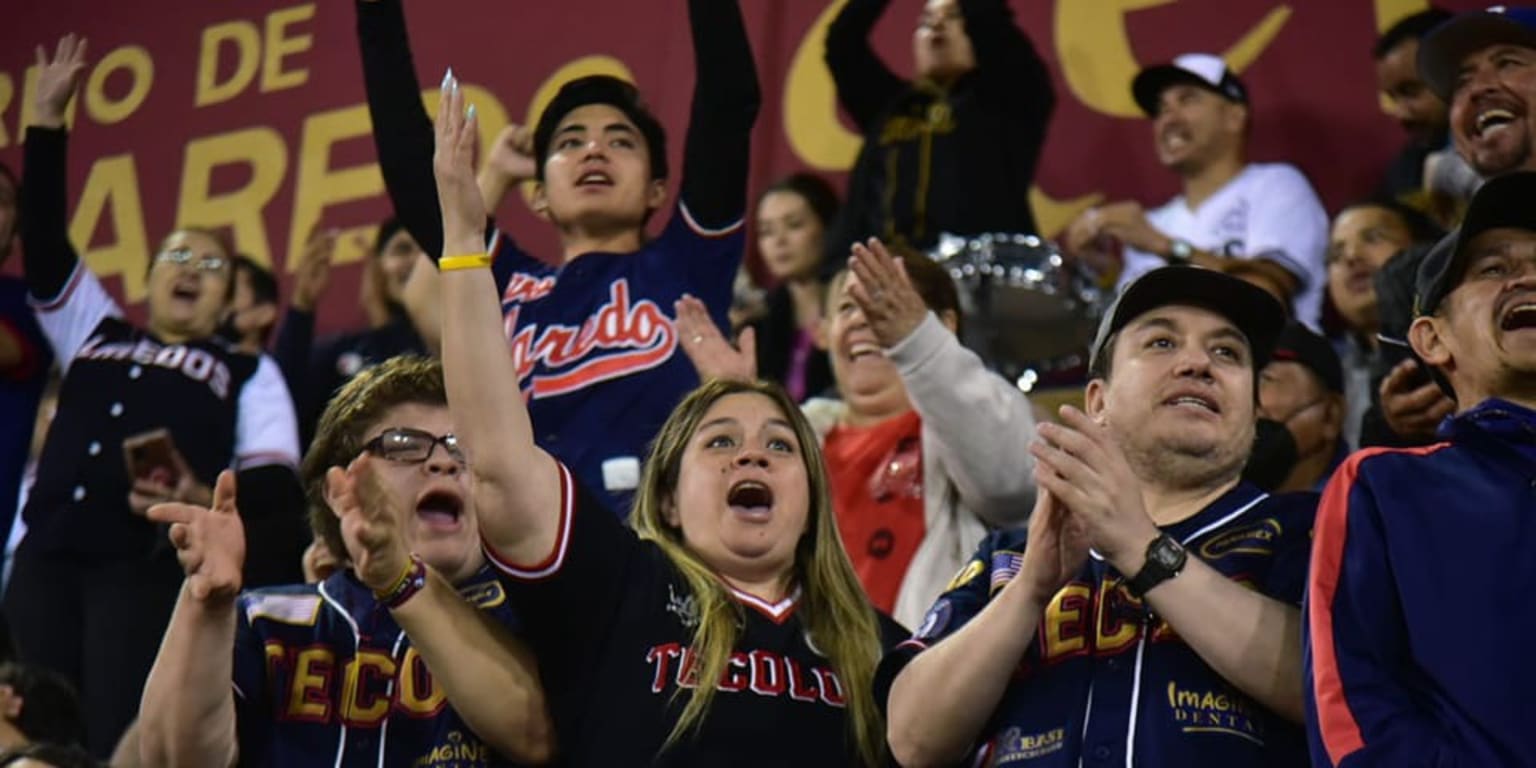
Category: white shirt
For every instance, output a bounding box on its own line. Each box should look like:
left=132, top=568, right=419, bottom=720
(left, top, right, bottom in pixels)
left=1116, top=163, right=1330, bottom=330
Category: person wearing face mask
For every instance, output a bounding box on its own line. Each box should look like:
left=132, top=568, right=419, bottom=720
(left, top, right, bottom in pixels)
left=1064, top=54, right=1330, bottom=330
left=745, top=174, right=840, bottom=402
left=1249, top=323, right=1348, bottom=493
left=823, top=0, right=1054, bottom=262
left=4, top=37, right=305, bottom=757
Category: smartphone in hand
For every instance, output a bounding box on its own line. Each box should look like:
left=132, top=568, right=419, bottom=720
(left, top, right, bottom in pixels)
left=123, top=429, right=184, bottom=490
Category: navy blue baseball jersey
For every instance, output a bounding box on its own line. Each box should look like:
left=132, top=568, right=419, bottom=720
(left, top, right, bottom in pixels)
left=0, top=276, right=51, bottom=558
left=232, top=565, right=523, bottom=767
left=485, top=463, right=904, bottom=767
left=488, top=212, right=740, bottom=516
left=25, top=262, right=299, bottom=557
left=878, top=483, right=1316, bottom=767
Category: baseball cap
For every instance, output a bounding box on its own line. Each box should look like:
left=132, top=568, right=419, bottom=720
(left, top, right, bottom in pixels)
left=1089, top=266, right=1287, bottom=375
left=1268, top=322, right=1344, bottom=393
left=1132, top=53, right=1250, bottom=117
left=1415, top=171, right=1536, bottom=316
left=1418, top=6, right=1536, bottom=101
left=532, top=75, right=668, bottom=182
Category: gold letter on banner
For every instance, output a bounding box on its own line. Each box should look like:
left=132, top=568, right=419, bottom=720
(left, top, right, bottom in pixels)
left=197, top=20, right=261, bottom=107
left=1054, top=0, right=1292, bottom=119
left=84, top=46, right=155, bottom=126
left=176, top=127, right=288, bottom=266
left=69, top=154, right=151, bottom=300
left=785, top=0, right=863, bottom=171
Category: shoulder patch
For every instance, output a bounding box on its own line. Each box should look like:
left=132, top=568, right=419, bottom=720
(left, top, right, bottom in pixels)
left=244, top=593, right=322, bottom=627
left=945, top=559, right=985, bottom=592
left=913, top=599, right=953, bottom=642
left=1198, top=518, right=1283, bottom=560
left=458, top=579, right=507, bottom=609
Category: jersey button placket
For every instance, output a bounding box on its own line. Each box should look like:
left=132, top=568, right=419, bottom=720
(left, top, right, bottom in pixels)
left=128, top=365, right=142, bottom=379
left=109, top=402, right=124, bottom=417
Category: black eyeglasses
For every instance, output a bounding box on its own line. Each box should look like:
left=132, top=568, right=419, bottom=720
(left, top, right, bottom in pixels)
left=362, top=428, right=465, bottom=466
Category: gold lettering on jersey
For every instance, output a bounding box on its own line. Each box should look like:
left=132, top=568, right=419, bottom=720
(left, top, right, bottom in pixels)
left=1166, top=682, right=1267, bottom=745
left=286, top=646, right=334, bottom=721
left=396, top=647, right=447, bottom=716
left=877, top=109, right=957, bottom=146
left=1093, top=580, right=1140, bottom=656
left=338, top=650, right=397, bottom=726
left=945, top=559, right=985, bottom=592
left=413, top=730, right=491, bottom=767
left=643, top=643, right=845, bottom=708
left=1041, top=584, right=1091, bottom=661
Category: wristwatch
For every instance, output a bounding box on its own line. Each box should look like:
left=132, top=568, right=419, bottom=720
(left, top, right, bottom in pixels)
left=1165, top=238, right=1195, bottom=265
left=1126, top=534, right=1187, bottom=598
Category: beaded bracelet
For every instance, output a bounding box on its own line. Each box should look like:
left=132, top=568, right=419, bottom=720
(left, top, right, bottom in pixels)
left=375, top=554, right=428, bottom=609
left=440, top=252, right=491, bottom=271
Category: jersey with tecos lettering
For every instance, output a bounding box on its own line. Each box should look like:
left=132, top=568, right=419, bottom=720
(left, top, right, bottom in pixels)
left=232, top=565, right=523, bottom=767
left=877, top=483, right=1316, bottom=768
left=489, top=205, right=741, bottom=516
left=24, top=263, right=298, bottom=556
left=485, top=463, right=905, bottom=767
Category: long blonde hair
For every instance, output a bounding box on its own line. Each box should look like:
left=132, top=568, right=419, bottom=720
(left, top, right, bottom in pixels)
left=630, top=379, right=886, bottom=765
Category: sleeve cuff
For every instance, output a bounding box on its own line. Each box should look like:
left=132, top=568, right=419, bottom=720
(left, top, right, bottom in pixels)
left=886, top=312, right=952, bottom=375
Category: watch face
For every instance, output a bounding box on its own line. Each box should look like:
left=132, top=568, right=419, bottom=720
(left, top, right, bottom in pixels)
left=1151, top=539, right=1184, bottom=568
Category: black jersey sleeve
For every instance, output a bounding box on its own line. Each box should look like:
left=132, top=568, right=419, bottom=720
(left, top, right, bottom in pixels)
left=675, top=0, right=760, bottom=233
left=824, top=0, right=909, bottom=134
left=961, top=0, right=1055, bottom=125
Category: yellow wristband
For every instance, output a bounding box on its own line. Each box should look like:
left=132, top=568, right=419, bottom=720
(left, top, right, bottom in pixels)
left=440, top=253, right=491, bottom=271
left=372, top=557, right=415, bottom=599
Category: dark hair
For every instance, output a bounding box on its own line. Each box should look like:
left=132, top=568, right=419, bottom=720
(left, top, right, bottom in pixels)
left=0, top=743, right=101, bottom=768
left=302, top=356, right=448, bottom=566
left=1374, top=8, right=1453, bottom=59
left=373, top=216, right=409, bottom=257
left=0, top=663, right=84, bottom=746
left=757, top=173, right=841, bottom=230
left=1336, top=198, right=1446, bottom=246
left=233, top=255, right=279, bottom=306
left=533, top=76, right=668, bottom=182
left=827, top=244, right=964, bottom=338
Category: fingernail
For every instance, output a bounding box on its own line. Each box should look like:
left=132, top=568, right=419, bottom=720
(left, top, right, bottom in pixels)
left=441, top=67, right=454, bottom=90
left=466, top=103, right=477, bottom=120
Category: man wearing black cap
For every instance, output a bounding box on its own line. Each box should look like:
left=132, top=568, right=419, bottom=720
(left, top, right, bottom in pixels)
left=1256, top=323, right=1348, bottom=493
left=1064, top=53, right=1329, bottom=330
left=1304, top=172, right=1536, bottom=766
left=1418, top=6, right=1536, bottom=181
left=881, top=266, right=1316, bottom=767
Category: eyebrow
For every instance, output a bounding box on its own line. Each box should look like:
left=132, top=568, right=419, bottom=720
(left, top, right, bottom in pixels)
left=1129, top=316, right=1250, bottom=348
left=698, top=417, right=798, bottom=433
left=555, top=122, right=636, bottom=138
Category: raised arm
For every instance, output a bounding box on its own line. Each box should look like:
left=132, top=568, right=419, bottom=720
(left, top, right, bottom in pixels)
left=825, top=0, right=909, bottom=133
left=20, top=36, right=88, bottom=303
left=676, top=0, right=761, bottom=231
left=961, top=0, right=1054, bottom=127
left=434, top=73, right=563, bottom=565
left=138, top=472, right=243, bottom=768
left=327, top=459, right=554, bottom=763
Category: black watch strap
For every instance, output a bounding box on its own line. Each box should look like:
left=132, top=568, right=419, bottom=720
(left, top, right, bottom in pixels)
left=1126, top=533, right=1187, bottom=598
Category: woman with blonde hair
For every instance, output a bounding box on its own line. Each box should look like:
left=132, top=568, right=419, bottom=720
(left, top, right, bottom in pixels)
left=431, top=74, right=899, bottom=765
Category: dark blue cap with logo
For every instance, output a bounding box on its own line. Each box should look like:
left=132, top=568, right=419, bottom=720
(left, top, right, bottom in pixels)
left=1419, top=6, right=1536, bottom=101
left=1415, top=171, right=1536, bottom=317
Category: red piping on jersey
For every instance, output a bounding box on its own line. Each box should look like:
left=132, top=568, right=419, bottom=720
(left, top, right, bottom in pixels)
left=726, top=584, right=801, bottom=624
left=482, top=461, right=575, bottom=581
left=1308, top=442, right=1449, bottom=766
left=679, top=201, right=744, bottom=238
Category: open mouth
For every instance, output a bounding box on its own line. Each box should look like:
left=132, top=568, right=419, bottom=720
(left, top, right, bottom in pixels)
left=1162, top=392, right=1220, bottom=415
left=1475, top=107, right=1519, bottom=139
left=415, top=489, right=464, bottom=530
left=170, top=280, right=200, bottom=303
left=1159, top=125, right=1191, bottom=152
left=847, top=340, right=882, bottom=361
left=1500, top=301, right=1536, bottom=331
left=727, top=479, right=774, bottom=520
left=576, top=170, right=614, bottom=187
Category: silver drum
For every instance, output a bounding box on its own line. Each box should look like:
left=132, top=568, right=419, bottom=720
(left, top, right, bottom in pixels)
left=930, top=233, right=1105, bottom=367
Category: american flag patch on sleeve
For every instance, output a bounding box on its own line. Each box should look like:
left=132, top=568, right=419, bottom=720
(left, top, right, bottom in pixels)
left=990, top=551, right=1024, bottom=591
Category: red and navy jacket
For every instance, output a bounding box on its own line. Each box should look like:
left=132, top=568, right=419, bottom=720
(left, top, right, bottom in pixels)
left=1305, top=398, right=1536, bottom=767
left=876, top=482, right=1316, bottom=767
left=232, top=565, right=523, bottom=767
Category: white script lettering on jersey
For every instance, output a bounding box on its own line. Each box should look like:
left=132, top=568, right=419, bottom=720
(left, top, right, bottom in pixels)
left=501, top=278, right=679, bottom=399
left=77, top=335, right=233, bottom=398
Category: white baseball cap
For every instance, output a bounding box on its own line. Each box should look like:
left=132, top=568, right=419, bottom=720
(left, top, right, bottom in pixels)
left=1131, top=53, right=1250, bottom=117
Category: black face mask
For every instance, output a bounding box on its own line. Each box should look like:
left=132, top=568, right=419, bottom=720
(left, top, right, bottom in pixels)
left=215, top=312, right=242, bottom=346
left=1242, top=418, right=1299, bottom=492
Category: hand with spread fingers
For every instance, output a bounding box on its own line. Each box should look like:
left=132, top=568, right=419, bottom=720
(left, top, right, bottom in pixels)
left=674, top=294, right=757, bottom=383
left=433, top=68, right=489, bottom=257
left=34, top=34, right=88, bottom=129
left=147, top=471, right=245, bottom=603
left=326, top=455, right=412, bottom=595
left=848, top=238, right=929, bottom=347
left=1028, top=405, right=1161, bottom=575
left=291, top=227, right=339, bottom=313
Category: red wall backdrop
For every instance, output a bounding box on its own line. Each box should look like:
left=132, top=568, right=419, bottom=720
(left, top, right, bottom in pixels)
left=0, top=0, right=1483, bottom=333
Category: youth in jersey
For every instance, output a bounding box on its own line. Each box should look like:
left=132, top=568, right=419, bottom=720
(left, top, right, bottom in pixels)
left=357, top=0, right=759, bottom=515
left=5, top=39, right=305, bottom=756
left=138, top=357, right=552, bottom=766
left=431, top=84, right=895, bottom=764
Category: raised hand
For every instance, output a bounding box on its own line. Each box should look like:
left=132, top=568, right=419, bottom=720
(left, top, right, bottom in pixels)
left=433, top=68, right=488, bottom=258
left=1017, top=487, right=1090, bottom=609
left=147, top=471, right=245, bottom=603
left=482, top=124, right=537, bottom=184
left=674, top=294, right=756, bottom=383
left=33, top=34, right=88, bottom=129
left=848, top=238, right=930, bottom=347
left=290, top=227, right=338, bottom=312
left=325, top=455, right=410, bottom=594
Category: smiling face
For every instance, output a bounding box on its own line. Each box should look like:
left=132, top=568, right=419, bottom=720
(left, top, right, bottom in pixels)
left=534, top=103, right=667, bottom=234
left=146, top=230, right=233, bottom=342
left=1450, top=44, right=1536, bottom=176
left=664, top=392, right=812, bottom=586
left=756, top=190, right=826, bottom=281
left=349, top=403, right=483, bottom=583
left=1410, top=227, right=1536, bottom=405
left=1151, top=84, right=1246, bottom=174
left=1328, top=205, right=1415, bottom=333
left=912, top=0, right=976, bottom=83
left=1087, top=305, right=1257, bottom=488
left=1377, top=37, right=1449, bottom=146
left=824, top=271, right=911, bottom=421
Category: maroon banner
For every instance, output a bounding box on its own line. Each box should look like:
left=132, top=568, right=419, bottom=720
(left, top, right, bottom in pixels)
left=0, top=0, right=1480, bottom=333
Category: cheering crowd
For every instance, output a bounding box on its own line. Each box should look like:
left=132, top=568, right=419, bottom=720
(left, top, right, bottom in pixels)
left=0, top=1, right=1534, bottom=766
